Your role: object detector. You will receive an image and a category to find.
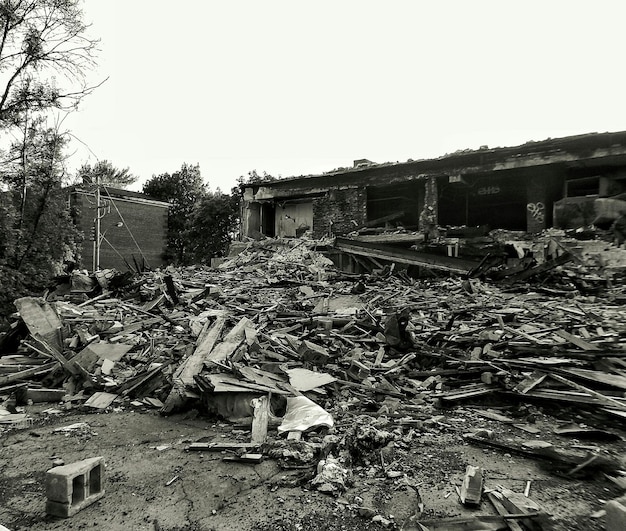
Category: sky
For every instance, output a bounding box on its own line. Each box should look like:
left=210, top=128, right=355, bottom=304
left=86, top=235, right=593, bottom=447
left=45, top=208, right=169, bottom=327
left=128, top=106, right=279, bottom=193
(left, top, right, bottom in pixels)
left=63, top=0, right=626, bottom=193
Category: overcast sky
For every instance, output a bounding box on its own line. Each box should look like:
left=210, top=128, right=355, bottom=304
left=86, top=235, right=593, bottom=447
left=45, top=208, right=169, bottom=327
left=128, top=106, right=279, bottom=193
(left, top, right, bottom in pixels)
left=64, top=1, right=626, bottom=192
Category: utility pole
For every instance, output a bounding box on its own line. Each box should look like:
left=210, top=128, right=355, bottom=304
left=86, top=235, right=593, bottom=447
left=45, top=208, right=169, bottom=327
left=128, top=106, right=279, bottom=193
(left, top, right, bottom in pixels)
left=92, top=173, right=103, bottom=271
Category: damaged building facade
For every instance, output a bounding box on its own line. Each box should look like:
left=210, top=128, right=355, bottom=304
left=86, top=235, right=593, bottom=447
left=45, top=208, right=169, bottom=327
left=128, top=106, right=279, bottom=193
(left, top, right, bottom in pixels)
left=240, top=131, right=626, bottom=240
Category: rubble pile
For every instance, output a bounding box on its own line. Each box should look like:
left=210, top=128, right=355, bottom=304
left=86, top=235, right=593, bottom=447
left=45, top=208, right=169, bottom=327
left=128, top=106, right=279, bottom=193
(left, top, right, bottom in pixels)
left=1, top=236, right=626, bottom=528
left=343, top=221, right=626, bottom=291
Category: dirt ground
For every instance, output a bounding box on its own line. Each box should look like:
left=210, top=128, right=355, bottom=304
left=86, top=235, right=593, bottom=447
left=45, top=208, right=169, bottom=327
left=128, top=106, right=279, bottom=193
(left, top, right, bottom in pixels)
left=1, top=399, right=623, bottom=531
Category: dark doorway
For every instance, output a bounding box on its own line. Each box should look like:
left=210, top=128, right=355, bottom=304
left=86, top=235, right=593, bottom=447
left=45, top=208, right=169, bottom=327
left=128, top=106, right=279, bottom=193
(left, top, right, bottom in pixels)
left=261, top=203, right=275, bottom=236
left=366, top=181, right=423, bottom=228
left=438, top=174, right=527, bottom=230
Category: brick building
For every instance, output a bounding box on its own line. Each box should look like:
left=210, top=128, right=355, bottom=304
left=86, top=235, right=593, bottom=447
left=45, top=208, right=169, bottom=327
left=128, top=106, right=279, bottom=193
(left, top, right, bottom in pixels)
left=69, top=186, right=169, bottom=271
left=239, top=131, right=626, bottom=239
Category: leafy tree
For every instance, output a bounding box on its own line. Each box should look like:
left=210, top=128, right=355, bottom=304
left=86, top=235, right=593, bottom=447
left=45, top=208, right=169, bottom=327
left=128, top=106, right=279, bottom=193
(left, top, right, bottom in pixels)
left=0, top=118, right=81, bottom=319
left=185, top=191, right=239, bottom=263
left=76, top=160, right=136, bottom=187
left=0, top=0, right=100, bottom=126
left=0, top=1, right=100, bottom=321
left=236, top=169, right=278, bottom=186
left=142, top=163, right=206, bottom=264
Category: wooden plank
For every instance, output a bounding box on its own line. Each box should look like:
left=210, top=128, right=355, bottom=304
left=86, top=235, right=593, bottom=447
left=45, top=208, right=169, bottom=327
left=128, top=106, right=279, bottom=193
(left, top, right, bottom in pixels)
left=487, top=492, right=525, bottom=531
left=549, top=373, right=626, bottom=412
left=561, top=367, right=626, bottom=390
left=81, top=343, right=133, bottom=362
left=518, top=389, right=616, bottom=406
left=250, top=395, right=269, bottom=444
left=29, top=335, right=83, bottom=377
left=161, top=317, right=226, bottom=415
left=512, top=371, right=547, bottom=394
left=505, top=251, right=573, bottom=281
left=352, top=233, right=425, bottom=244
left=437, top=384, right=496, bottom=402
left=555, top=329, right=600, bottom=351
left=361, top=211, right=405, bottom=228
left=187, top=442, right=259, bottom=451
left=84, top=391, right=118, bottom=409
left=334, top=378, right=405, bottom=398
left=207, top=317, right=254, bottom=363
left=416, top=515, right=509, bottom=531
left=502, top=326, right=550, bottom=345
left=513, top=424, right=541, bottom=435
left=473, top=410, right=515, bottom=424
left=181, top=317, right=226, bottom=385
left=207, top=374, right=289, bottom=394
left=223, top=453, right=264, bottom=464
left=21, top=388, right=66, bottom=404
left=0, top=362, right=57, bottom=386
left=236, top=366, right=287, bottom=393
left=493, top=487, right=541, bottom=517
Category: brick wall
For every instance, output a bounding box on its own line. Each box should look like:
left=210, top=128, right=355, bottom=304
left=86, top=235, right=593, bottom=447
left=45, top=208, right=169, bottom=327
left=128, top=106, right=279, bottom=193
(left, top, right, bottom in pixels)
left=71, top=192, right=168, bottom=271
left=312, top=188, right=367, bottom=238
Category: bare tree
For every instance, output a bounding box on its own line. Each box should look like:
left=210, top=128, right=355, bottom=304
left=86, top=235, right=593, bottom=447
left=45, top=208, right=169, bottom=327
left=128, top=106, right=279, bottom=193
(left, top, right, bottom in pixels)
left=0, top=0, right=100, bottom=125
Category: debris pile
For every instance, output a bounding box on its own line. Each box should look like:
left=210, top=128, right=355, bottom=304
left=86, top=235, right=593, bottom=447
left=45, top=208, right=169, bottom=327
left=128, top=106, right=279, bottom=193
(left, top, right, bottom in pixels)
left=1, top=236, right=626, bottom=528
left=342, top=221, right=626, bottom=291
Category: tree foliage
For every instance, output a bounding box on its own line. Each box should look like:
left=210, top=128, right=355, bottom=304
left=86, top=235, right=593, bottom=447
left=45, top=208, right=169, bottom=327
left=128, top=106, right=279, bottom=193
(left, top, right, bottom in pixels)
left=236, top=169, right=278, bottom=186
left=0, top=1, right=99, bottom=321
left=76, top=159, right=136, bottom=187
left=0, top=0, right=99, bottom=125
left=142, top=163, right=206, bottom=264
left=142, top=163, right=241, bottom=265
left=0, top=119, right=81, bottom=319
left=185, top=191, right=239, bottom=263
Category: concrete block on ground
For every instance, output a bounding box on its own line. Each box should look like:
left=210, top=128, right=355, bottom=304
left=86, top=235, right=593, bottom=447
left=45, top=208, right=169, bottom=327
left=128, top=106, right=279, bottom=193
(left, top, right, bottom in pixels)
left=459, top=465, right=483, bottom=505
left=298, top=340, right=330, bottom=365
left=45, top=456, right=105, bottom=517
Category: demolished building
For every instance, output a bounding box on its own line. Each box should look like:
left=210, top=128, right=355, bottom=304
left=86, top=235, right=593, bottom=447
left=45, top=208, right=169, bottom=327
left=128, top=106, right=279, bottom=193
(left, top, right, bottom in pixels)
left=240, top=131, right=626, bottom=240
left=3, top=134, right=626, bottom=529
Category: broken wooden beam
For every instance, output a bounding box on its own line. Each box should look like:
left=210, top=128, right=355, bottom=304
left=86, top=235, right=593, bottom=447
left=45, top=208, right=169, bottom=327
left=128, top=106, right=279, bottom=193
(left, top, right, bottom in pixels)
left=333, top=237, right=476, bottom=274
left=554, top=329, right=600, bottom=351
left=548, top=373, right=626, bottom=412
left=0, top=362, right=57, bottom=386
left=206, top=317, right=254, bottom=364
left=186, top=442, right=259, bottom=451
left=161, top=317, right=226, bottom=414
left=487, top=492, right=525, bottom=531
left=250, top=395, right=270, bottom=444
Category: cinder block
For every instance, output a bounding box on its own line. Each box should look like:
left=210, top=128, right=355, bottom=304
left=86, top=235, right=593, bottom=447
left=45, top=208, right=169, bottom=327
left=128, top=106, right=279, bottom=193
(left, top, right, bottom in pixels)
left=298, top=340, right=330, bottom=365
left=46, top=456, right=105, bottom=517
left=606, top=494, right=626, bottom=531
left=459, top=465, right=483, bottom=505
left=347, top=360, right=370, bottom=380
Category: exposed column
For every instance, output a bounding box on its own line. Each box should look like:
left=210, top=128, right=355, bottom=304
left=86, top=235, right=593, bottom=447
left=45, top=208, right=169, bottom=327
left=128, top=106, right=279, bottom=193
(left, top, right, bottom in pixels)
left=526, top=175, right=548, bottom=233
left=419, top=176, right=438, bottom=237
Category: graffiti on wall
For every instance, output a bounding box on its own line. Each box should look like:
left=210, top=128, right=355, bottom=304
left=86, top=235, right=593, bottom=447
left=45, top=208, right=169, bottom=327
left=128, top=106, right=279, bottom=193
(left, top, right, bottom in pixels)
left=526, top=202, right=545, bottom=223
left=477, top=186, right=500, bottom=196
